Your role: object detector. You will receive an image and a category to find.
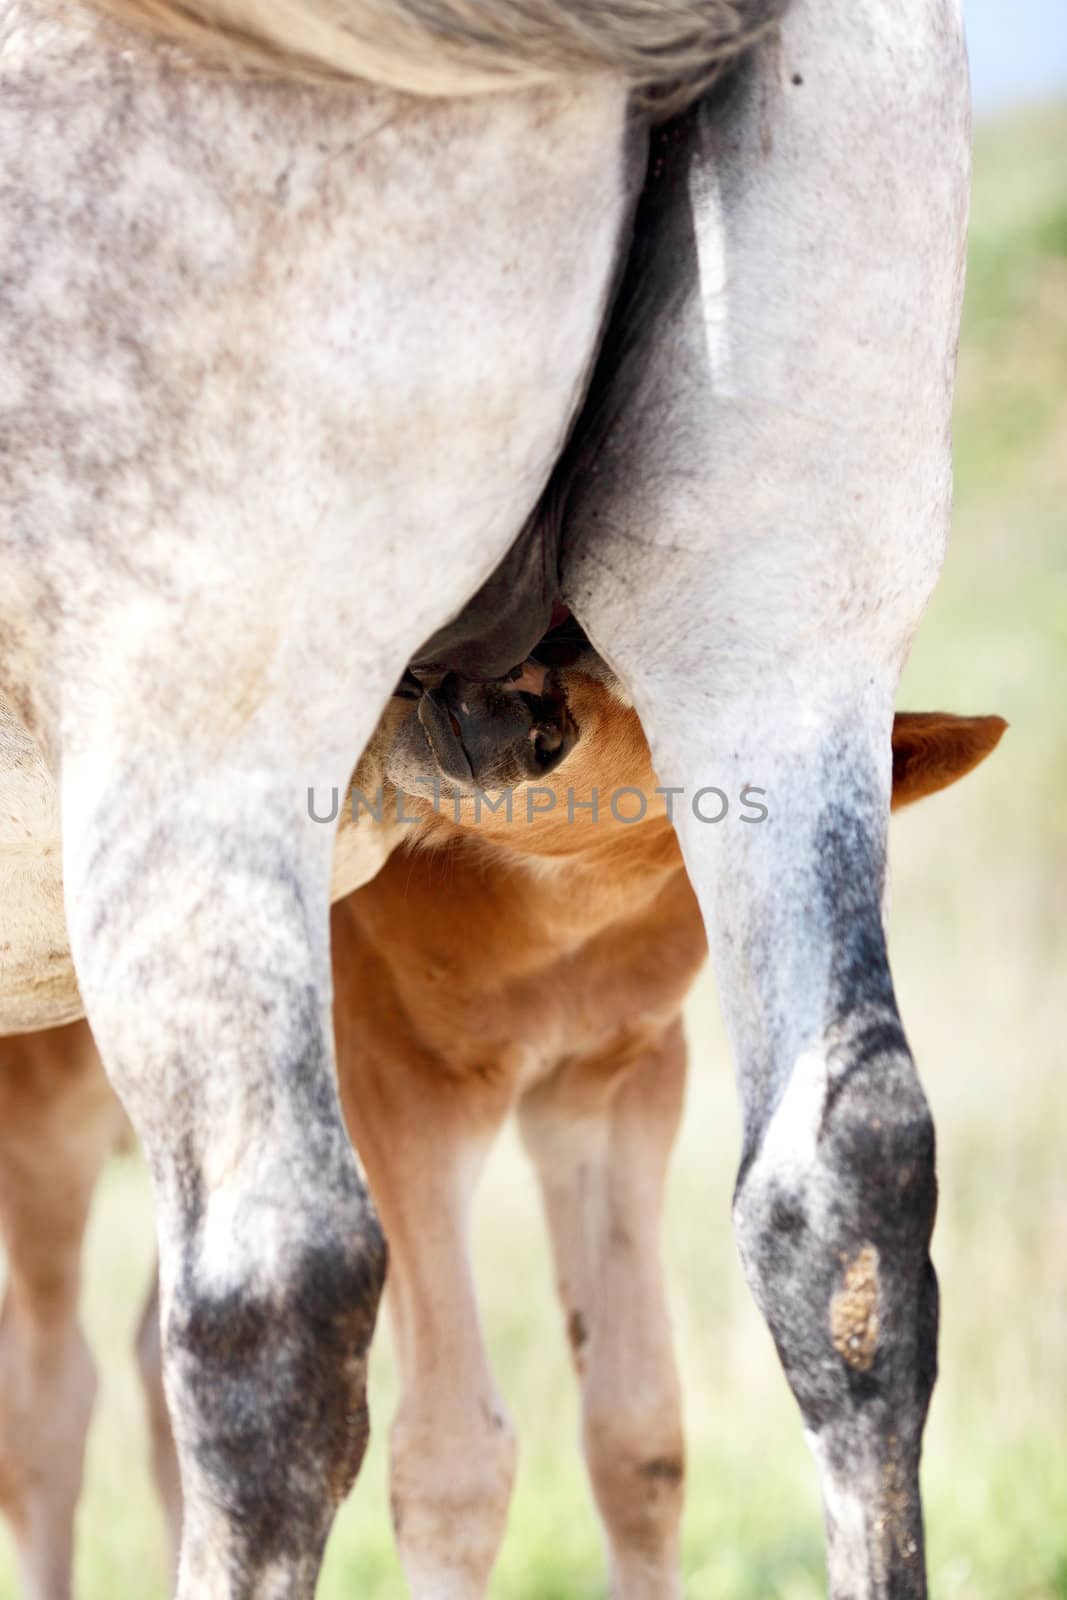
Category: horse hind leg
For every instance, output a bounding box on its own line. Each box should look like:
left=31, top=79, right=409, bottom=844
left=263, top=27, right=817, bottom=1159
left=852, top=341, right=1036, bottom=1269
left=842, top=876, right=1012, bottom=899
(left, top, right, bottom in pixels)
left=518, top=1022, right=688, bottom=1600
left=561, top=0, right=968, bottom=1587
left=570, top=637, right=941, bottom=1599
left=0, top=1021, right=127, bottom=1600
left=62, top=754, right=387, bottom=1598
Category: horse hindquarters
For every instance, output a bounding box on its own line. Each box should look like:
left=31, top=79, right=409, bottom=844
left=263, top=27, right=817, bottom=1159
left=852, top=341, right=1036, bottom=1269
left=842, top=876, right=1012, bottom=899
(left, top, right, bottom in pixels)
left=1, top=15, right=636, bottom=1584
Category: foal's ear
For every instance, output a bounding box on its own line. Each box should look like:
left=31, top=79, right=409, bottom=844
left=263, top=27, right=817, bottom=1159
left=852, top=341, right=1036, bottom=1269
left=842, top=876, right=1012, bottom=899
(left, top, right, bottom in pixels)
left=891, top=712, right=1008, bottom=810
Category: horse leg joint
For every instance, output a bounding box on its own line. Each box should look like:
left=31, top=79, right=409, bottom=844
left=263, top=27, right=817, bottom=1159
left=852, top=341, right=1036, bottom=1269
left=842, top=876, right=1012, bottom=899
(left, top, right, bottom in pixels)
left=734, top=1037, right=937, bottom=1600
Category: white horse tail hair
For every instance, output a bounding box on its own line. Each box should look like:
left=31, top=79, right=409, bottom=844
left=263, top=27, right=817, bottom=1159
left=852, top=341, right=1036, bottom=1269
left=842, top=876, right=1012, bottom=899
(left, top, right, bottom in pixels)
left=76, top=0, right=787, bottom=106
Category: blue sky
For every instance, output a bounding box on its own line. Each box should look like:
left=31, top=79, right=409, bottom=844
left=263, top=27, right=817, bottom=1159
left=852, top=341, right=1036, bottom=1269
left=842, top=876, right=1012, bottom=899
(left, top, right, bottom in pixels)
left=966, top=0, right=1067, bottom=113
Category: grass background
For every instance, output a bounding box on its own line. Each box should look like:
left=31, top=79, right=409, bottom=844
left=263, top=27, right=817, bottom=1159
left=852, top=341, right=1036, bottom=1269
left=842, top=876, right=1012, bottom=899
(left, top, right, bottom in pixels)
left=2, top=102, right=1065, bottom=1599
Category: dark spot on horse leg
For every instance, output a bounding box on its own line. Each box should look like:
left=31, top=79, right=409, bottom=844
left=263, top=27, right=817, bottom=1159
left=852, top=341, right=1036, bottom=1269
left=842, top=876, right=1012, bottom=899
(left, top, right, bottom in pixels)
left=638, top=1456, right=684, bottom=1487
left=168, top=1220, right=387, bottom=1570
left=769, top=1189, right=808, bottom=1237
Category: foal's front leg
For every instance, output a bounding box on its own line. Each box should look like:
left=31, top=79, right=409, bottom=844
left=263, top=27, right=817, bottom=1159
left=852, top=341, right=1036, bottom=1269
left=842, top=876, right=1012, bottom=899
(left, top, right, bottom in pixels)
left=332, top=899, right=516, bottom=1599
left=518, top=1023, right=688, bottom=1600
left=62, top=754, right=386, bottom=1597
left=0, top=1022, right=126, bottom=1600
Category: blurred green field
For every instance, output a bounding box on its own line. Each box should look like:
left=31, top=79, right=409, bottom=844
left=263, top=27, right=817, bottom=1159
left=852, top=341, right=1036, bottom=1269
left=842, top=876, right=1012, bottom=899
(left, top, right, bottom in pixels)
left=3, top=102, right=1066, bottom=1600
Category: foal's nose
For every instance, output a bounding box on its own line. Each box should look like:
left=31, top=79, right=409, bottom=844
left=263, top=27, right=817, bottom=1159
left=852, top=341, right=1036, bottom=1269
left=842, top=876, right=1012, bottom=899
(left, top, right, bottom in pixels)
left=417, top=666, right=576, bottom=789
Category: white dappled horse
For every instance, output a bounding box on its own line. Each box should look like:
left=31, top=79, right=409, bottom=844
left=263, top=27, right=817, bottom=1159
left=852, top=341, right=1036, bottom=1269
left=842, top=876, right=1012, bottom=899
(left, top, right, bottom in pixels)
left=0, top=0, right=970, bottom=1593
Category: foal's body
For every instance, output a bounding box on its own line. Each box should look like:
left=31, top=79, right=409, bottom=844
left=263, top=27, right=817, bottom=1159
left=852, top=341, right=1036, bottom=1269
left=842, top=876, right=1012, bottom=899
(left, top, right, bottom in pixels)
left=333, top=669, right=704, bottom=1597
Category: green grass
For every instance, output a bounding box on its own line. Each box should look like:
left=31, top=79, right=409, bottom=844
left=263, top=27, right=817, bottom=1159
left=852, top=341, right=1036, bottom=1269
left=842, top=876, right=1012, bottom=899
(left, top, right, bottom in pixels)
left=3, top=101, right=1066, bottom=1600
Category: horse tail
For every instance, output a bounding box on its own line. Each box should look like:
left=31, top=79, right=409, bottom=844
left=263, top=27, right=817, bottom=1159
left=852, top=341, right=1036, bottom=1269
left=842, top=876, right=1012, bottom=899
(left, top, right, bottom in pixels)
left=81, top=0, right=786, bottom=106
